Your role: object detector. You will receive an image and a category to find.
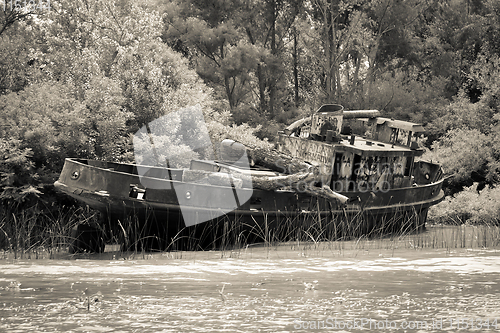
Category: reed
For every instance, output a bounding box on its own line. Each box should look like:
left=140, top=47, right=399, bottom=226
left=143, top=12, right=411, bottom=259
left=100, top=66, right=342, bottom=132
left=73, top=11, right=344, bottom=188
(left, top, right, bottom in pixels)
left=1, top=196, right=500, bottom=258
left=0, top=199, right=100, bottom=259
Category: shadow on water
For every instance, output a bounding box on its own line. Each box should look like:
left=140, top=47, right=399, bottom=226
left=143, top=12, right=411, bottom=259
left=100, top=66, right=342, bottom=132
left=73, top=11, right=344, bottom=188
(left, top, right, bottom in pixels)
left=1, top=225, right=500, bottom=332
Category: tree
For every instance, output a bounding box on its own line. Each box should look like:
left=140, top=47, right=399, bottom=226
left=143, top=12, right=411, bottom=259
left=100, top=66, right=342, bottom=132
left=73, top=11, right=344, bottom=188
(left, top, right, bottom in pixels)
left=163, top=0, right=306, bottom=120
left=0, top=10, right=47, bottom=94
left=82, top=76, right=131, bottom=159
left=242, top=0, right=303, bottom=116
left=0, top=27, right=33, bottom=94
left=111, top=40, right=215, bottom=129
left=164, top=0, right=253, bottom=111
left=0, top=83, right=87, bottom=176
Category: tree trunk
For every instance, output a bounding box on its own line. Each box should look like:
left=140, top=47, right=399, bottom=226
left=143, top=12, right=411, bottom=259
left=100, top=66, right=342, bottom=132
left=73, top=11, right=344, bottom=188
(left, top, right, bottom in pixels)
left=246, top=27, right=267, bottom=114
left=324, top=0, right=339, bottom=103
left=183, top=168, right=349, bottom=203
left=219, top=139, right=317, bottom=174
left=257, top=64, right=267, bottom=113
left=324, top=7, right=332, bottom=102
left=221, top=41, right=236, bottom=111
left=365, top=36, right=381, bottom=106
left=293, top=27, right=300, bottom=107
left=349, top=51, right=361, bottom=103
left=247, top=147, right=318, bottom=175
left=269, top=0, right=277, bottom=117
left=330, top=0, right=341, bottom=102
left=224, top=75, right=236, bottom=110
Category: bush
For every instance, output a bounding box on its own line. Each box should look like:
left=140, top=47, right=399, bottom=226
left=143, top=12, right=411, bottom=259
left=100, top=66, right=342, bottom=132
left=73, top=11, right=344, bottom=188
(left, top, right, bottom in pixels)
left=0, top=138, right=35, bottom=190
left=429, top=183, right=500, bottom=225
left=422, top=128, right=499, bottom=189
left=0, top=82, right=90, bottom=176
left=426, top=93, right=497, bottom=144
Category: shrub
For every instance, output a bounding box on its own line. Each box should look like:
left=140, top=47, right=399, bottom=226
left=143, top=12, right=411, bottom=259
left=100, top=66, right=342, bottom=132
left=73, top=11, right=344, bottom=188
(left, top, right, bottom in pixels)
left=429, top=183, right=500, bottom=225
left=422, top=128, right=498, bottom=188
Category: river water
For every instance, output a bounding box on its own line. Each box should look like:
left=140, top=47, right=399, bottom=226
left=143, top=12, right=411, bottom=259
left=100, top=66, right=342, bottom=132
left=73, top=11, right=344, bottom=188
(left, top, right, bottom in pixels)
left=1, top=226, right=500, bottom=332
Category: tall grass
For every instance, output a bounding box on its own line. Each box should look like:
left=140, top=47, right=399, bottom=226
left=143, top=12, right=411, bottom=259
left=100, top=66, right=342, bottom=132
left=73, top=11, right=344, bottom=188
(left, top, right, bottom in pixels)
left=1, top=191, right=500, bottom=258
left=407, top=223, right=500, bottom=250
left=0, top=198, right=100, bottom=259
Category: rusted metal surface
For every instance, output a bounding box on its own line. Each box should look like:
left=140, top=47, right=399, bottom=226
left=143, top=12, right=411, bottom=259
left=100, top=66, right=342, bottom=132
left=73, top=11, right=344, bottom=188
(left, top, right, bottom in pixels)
left=55, top=156, right=444, bottom=220
left=342, top=110, right=381, bottom=119
left=277, top=136, right=336, bottom=166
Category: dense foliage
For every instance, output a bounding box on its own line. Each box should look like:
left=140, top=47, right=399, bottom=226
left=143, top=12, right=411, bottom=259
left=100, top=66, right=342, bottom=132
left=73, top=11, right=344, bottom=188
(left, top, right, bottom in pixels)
left=1, top=0, right=500, bottom=232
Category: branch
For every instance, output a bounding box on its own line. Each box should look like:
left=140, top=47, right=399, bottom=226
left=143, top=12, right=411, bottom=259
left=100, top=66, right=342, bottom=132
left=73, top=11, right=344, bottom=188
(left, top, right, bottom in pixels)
left=376, top=0, right=392, bottom=35
left=0, top=9, right=34, bottom=37
left=105, top=2, right=125, bottom=46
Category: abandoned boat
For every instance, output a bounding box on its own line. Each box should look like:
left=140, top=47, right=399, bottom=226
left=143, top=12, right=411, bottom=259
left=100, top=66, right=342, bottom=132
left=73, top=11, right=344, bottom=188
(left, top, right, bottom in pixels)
left=54, top=105, right=445, bottom=252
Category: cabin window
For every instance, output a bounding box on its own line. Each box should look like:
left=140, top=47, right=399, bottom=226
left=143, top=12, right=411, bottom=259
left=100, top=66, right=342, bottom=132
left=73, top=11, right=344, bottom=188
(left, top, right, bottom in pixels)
left=390, top=128, right=398, bottom=144
left=352, top=155, right=367, bottom=190
left=397, top=130, right=410, bottom=146
left=389, top=129, right=412, bottom=147
left=392, top=156, right=405, bottom=188
left=393, top=156, right=405, bottom=176
left=366, top=156, right=382, bottom=189
left=362, top=156, right=374, bottom=190
left=330, top=153, right=353, bottom=192
left=404, top=156, right=413, bottom=177
left=355, top=155, right=386, bottom=191
left=406, top=131, right=413, bottom=146
left=330, top=153, right=341, bottom=191
left=330, top=154, right=341, bottom=182
left=331, top=153, right=415, bottom=192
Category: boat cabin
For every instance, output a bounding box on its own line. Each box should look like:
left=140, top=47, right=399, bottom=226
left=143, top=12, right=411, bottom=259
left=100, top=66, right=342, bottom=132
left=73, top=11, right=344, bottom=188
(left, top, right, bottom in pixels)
left=277, top=105, right=436, bottom=193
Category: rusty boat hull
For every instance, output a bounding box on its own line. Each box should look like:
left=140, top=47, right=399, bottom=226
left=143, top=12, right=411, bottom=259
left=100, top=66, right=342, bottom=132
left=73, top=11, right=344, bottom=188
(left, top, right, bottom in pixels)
left=54, top=157, right=444, bottom=251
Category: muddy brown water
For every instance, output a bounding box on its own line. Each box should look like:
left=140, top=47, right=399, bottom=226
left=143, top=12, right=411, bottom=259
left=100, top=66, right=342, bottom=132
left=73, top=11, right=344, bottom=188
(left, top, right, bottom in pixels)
left=1, top=226, right=500, bottom=332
